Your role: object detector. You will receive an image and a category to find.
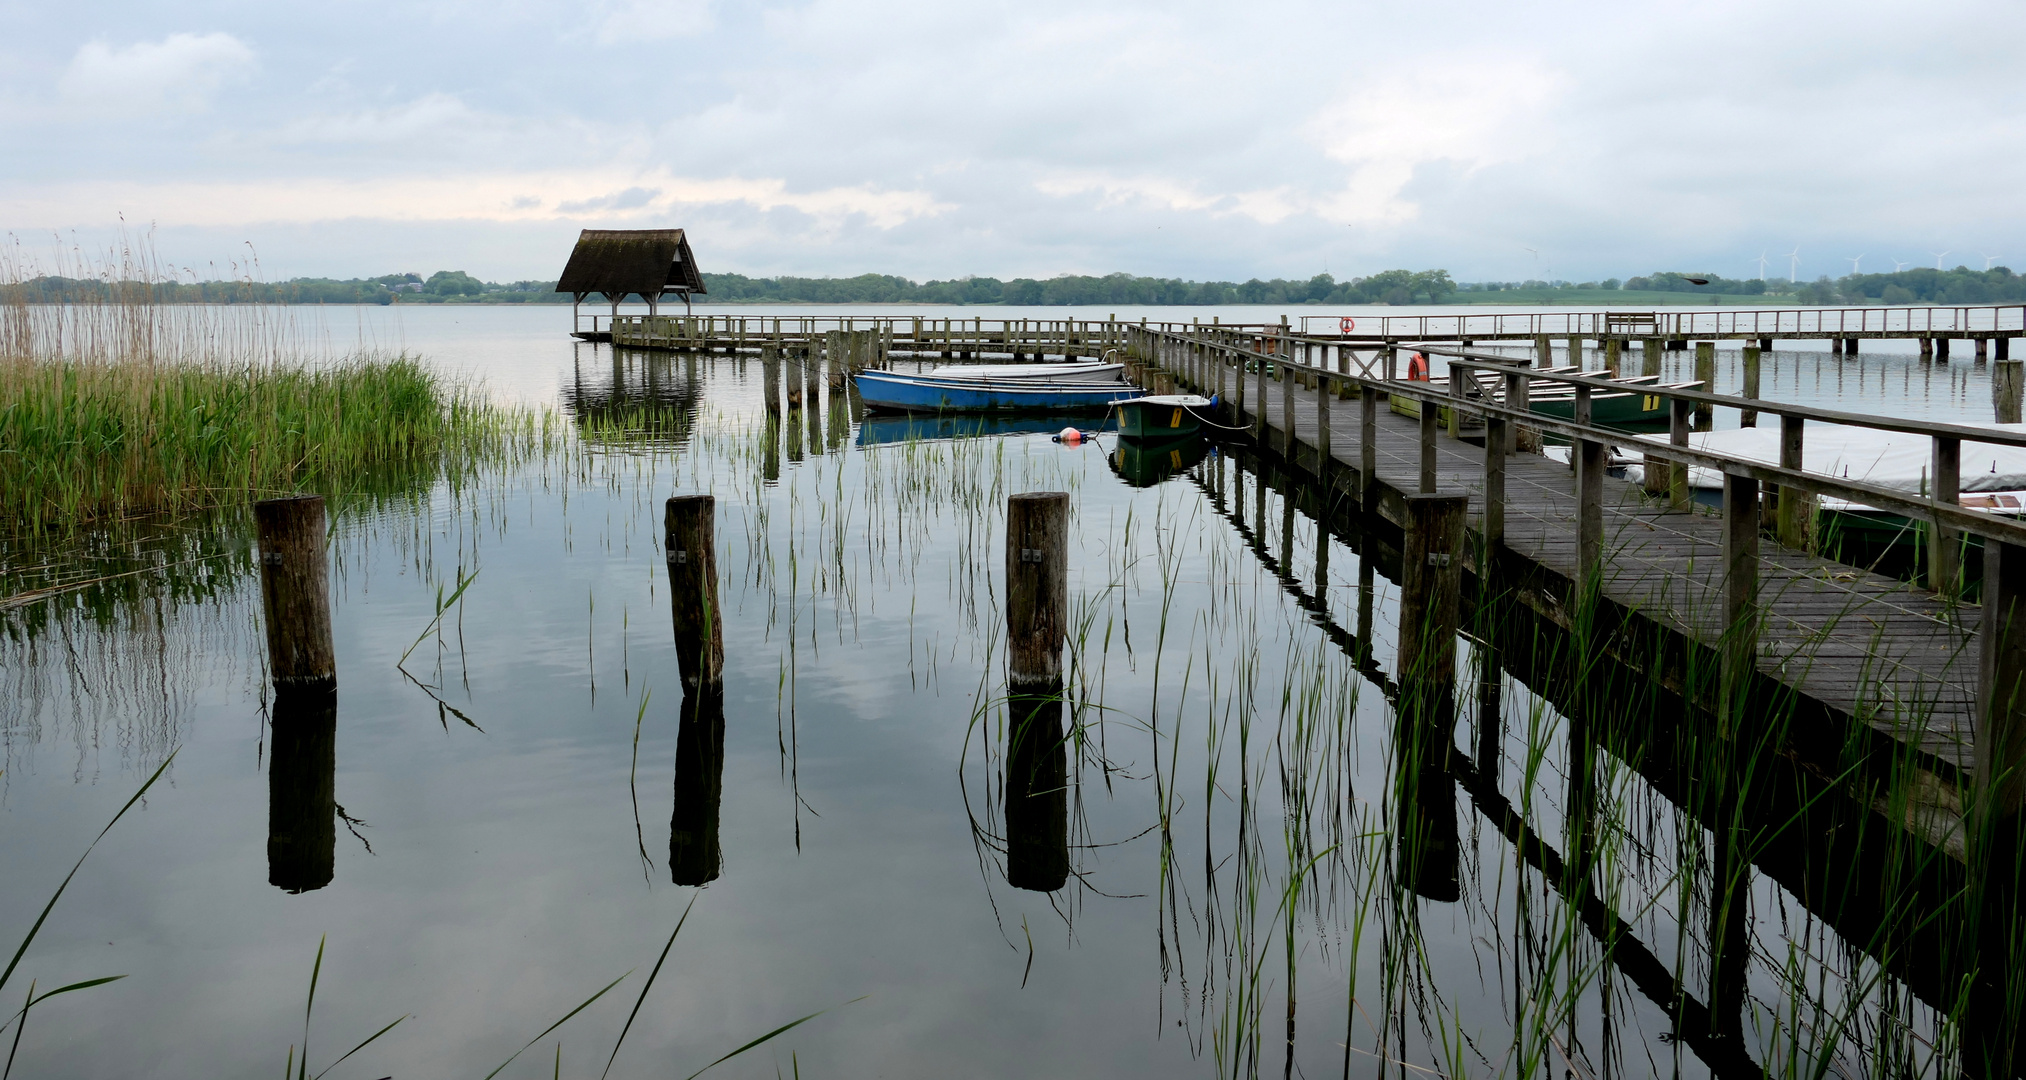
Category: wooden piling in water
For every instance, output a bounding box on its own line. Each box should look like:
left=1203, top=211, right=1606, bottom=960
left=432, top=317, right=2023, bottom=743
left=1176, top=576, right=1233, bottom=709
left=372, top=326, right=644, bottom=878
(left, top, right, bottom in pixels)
left=1534, top=334, right=1553, bottom=369
left=1006, top=492, right=1069, bottom=691
left=254, top=495, right=335, bottom=689
left=1694, top=342, right=1717, bottom=431
left=664, top=495, right=725, bottom=690
left=762, top=344, right=781, bottom=415
left=1995, top=360, right=2024, bottom=424
left=1740, top=345, right=1761, bottom=427
left=1931, top=437, right=1961, bottom=595
left=1968, top=538, right=2026, bottom=1077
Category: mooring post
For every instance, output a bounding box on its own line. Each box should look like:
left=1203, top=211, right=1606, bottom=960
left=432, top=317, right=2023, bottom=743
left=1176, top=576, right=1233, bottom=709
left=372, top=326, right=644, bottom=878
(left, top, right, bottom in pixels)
left=1566, top=336, right=1583, bottom=368
left=1005, top=491, right=1070, bottom=891
left=1740, top=345, right=1761, bottom=427
left=1574, top=385, right=1606, bottom=591
left=664, top=495, right=725, bottom=690
left=761, top=344, right=781, bottom=416
left=1669, top=397, right=1692, bottom=512
left=1978, top=338, right=1990, bottom=363
left=267, top=686, right=336, bottom=894
left=1996, top=360, right=2025, bottom=424
left=1694, top=342, right=1717, bottom=431
left=1931, top=436, right=1962, bottom=595
left=785, top=348, right=804, bottom=411
left=1921, top=337, right=1936, bottom=358
left=1642, top=337, right=1663, bottom=376
left=254, top=495, right=336, bottom=689
left=1535, top=334, right=1554, bottom=369
left=1778, top=416, right=1812, bottom=550
left=1939, top=337, right=1953, bottom=362
left=1968, top=537, right=2026, bottom=1078
left=1603, top=337, right=1622, bottom=375
left=2000, top=337, right=2014, bottom=361
left=1719, top=472, right=1760, bottom=736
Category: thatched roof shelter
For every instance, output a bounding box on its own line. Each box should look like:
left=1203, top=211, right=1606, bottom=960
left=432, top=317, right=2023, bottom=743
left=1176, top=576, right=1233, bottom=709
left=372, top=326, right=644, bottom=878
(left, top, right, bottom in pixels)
left=557, top=229, right=706, bottom=313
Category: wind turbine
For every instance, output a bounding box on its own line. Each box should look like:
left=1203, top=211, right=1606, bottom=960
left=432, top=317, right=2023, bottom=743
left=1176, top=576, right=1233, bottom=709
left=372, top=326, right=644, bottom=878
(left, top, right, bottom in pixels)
left=1754, top=250, right=1769, bottom=279
left=1787, top=248, right=1801, bottom=283
left=1932, top=250, right=1952, bottom=270
left=1984, top=253, right=2003, bottom=271
left=1890, top=258, right=1909, bottom=272
left=1847, top=254, right=1865, bottom=274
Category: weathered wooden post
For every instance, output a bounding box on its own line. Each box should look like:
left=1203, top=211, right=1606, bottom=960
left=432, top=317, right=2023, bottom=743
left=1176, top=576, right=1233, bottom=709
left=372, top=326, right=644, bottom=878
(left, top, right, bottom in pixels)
left=665, top=495, right=725, bottom=690
left=669, top=683, right=726, bottom=886
left=1574, top=386, right=1606, bottom=590
left=1281, top=349, right=1297, bottom=456
left=1740, top=345, right=1762, bottom=427
left=1694, top=341, right=1717, bottom=431
left=255, top=496, right=336, bottom=690
left=1669, top=397, right=1692, bottom=512
left=1978, top=338, right=1990, bottom=363
left=762, top=343, right=782, bottom=416
left=1005, top=491, right=1069, bottom=891
left=1995, top=360, right=2024, bottom=424
left=1361, top=385, right=1380, bottom=510
left=1603, top=337, right=1622, bottom=375
left=1642, top=337, right=1664, bottom=376
left=1566, top=336, right=1583, bottom=369
left=1967, top=534, right=2026, bottom=1078
left=1255, top=346, right=1269, bottom=441
left=1314, top=371, right=1332, bottom=477
left=1939, top=337, right=1953, bottom=361
left=1719, top=471, right=1760, bottom=734
left=1397, top=489, right=1467, bottom=901
left=1535, top=334, right=1554, bottom=369
left=267, top=686, right=336, bottom=894
left=1484, top=372, right=1508, bottom=552
left=1931, top=436, right=1961, bottom=595
left=1419, top=391, right=1439, bottom=494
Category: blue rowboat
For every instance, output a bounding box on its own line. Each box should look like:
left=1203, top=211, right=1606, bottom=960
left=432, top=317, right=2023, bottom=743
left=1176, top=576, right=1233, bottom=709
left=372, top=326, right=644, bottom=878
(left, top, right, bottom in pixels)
left=856, top=414, right=1101, bottom=446
left=855, top=370, right=1143, bottom=413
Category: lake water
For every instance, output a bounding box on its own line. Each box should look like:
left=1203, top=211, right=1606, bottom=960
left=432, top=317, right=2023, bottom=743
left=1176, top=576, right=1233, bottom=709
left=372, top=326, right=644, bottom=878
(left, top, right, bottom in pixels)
left=0, top=305, right=1978, bottom=1078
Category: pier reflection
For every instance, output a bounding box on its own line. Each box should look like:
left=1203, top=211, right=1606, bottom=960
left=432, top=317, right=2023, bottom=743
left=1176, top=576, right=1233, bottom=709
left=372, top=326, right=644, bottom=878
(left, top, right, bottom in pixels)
left=564, top=345, right=703, bottom=447
left=267, top=686, right=336, bottom=894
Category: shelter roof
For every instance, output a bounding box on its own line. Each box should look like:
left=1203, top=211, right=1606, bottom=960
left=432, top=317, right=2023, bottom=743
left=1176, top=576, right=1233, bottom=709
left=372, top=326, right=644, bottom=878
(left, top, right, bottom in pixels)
left=556, top=229, right=706, bottom=299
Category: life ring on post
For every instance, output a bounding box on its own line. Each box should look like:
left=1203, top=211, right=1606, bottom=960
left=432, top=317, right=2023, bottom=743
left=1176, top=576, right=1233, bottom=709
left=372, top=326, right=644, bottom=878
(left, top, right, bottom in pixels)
left=1339, top=317, right=1356, bottom=333
left=1407, top=352, right=1429, bottom=380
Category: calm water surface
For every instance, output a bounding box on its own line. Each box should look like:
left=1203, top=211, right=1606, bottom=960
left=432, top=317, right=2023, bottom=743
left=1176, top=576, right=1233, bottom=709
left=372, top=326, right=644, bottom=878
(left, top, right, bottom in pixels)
left=0, top=308, right=1970, bottom=1077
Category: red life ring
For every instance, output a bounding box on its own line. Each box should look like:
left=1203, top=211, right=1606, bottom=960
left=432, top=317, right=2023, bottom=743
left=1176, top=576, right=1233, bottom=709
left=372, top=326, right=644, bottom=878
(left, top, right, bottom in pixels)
left=1339, top=317, right=1356, bottom=333
left=1407, top=352, right=1429, bottom=380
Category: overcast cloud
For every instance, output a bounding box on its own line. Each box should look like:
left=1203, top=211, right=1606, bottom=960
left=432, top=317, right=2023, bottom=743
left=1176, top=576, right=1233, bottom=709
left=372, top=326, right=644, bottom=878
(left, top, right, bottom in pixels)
left=2, top=0, right=2019, bottom=282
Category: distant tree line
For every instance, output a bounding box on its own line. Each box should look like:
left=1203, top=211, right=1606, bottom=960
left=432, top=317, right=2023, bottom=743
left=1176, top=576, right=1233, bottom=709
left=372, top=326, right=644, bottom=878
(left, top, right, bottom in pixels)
left=697, top=269, right=1459, bottom=306
left=11, top=264, right=2022, bottom=307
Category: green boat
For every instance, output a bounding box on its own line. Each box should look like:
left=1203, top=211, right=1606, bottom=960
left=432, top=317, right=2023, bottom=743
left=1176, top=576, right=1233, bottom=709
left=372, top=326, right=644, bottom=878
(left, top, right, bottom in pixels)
left=1117, top=394, right=1211, bottom=439
left=1390, top=369, right=1702, bottom=436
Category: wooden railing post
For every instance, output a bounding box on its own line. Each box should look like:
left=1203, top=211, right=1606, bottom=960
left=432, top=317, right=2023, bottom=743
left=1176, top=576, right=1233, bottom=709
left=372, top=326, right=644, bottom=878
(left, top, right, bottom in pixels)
left=1574, top=385, right=1605, bottom=589
left=1282, top=351, right=1297, bottom=456
left=1256, top=347, right=1269, bottom=440
left=1740, top=345, right=1762, bottom=427
left=1694, top=341, right=1717, bottom=431
left=1484, top=366, right=1507, bottom=552
left=1361, top=385, right=1379, bottom=510
left=1315, top=371, right=1332, bottom=476
left=1669, top=397, right=1692, bottom=512
left=1777, top=416, right=1812, bottom=549
left=1419, top=390, right=1439, bottom=494
left=1719, top=472, right=1760, bottom=736
left=1932, top=436, right=1962, bottom=594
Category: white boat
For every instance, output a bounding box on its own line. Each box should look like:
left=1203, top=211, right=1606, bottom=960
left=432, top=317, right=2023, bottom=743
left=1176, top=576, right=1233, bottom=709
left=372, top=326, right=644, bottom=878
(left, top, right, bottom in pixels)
left=922, top=361, right=1125, bottom=385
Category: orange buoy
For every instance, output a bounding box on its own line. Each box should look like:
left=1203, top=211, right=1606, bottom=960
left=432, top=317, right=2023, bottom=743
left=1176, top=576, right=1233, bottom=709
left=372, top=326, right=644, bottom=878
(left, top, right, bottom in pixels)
left=1407, top=352, right=1429, bottom=380
left=1339, top=317, right=1356, bottom=333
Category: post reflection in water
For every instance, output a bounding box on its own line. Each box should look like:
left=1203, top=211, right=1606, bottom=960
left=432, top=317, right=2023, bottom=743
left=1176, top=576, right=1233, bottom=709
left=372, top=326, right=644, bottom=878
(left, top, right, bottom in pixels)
left=267, top=686, right=337, bottom=894
left=1391, top=705, right=1460, bottom=904
left=1004, top=685, right=1070, bottom=893
left=669, top=684, right=726, bottom=887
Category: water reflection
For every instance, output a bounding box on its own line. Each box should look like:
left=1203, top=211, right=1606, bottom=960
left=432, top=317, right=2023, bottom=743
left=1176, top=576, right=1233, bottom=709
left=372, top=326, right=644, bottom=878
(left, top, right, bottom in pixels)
left=1108, top=432, right=1209, bottom=488
left=1004, top=687, right=1069, bottom=893
left=669, top=685, right=725, bottom=887
left=267, top=686, right=337, bottom=894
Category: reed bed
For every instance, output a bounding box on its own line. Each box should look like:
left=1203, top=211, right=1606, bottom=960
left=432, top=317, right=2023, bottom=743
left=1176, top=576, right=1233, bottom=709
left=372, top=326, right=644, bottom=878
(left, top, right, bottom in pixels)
left=1, top=235, right=547, bottom=532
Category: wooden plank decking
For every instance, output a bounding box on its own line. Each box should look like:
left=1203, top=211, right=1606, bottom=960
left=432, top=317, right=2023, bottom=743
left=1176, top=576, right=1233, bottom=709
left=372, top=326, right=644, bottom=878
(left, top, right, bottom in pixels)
left=1247, top=382, right=1980, bottom=770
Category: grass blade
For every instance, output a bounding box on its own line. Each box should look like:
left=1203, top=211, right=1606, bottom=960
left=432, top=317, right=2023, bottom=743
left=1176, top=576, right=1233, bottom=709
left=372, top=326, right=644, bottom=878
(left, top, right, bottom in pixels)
left=1, top=750, right=176, bottom=995
left=299, top=935, right=325, bottom=1080
left=600, top=896, right=696, bottom=1080
left=311, top=1014, right=407, bottom=1080
left=481, top=973, right=629, bottom=1080
left=680, top=996, right=866, bottom=1080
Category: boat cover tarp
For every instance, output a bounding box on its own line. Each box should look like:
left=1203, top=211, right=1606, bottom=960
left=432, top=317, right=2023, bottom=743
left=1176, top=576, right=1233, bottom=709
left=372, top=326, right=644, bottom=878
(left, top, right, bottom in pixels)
left=1625, top=422, right=2026, bottom=499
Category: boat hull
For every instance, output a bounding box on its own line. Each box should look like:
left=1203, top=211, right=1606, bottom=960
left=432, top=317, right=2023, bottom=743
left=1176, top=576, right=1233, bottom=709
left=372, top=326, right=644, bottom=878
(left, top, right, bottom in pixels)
left=922, top=362, right=1124, bottom=384
left=855, top=371, right=1142, bottom=413
left=1117, top=396, right=1207, bottom=439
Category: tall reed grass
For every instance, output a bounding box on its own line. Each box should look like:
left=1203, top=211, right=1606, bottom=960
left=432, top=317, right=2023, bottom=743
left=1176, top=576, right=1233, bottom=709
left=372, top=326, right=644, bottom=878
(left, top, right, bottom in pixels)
left=0, top=233, right=541, bottom=531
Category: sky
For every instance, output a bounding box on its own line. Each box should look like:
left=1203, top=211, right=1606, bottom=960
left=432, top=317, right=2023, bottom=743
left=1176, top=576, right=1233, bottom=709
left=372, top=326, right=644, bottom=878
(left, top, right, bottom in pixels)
left=2, top=0, right=2021, bottom=284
